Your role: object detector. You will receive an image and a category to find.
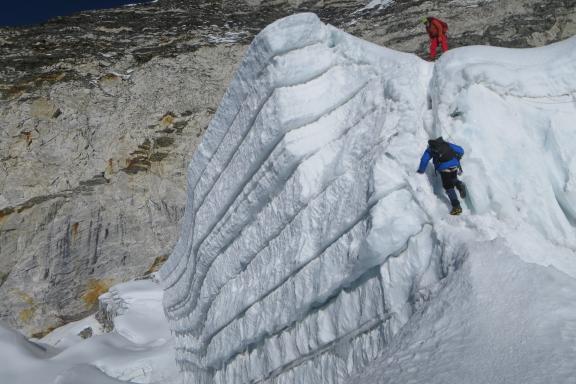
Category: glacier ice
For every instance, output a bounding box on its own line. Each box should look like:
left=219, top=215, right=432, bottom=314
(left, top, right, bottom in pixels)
left=160, top=13, right=576, bottom=384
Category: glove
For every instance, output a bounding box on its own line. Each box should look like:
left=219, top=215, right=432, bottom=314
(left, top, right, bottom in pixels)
left=417, top=169, right=425, bottom=174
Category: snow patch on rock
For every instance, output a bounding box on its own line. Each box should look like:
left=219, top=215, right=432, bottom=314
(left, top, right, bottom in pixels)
left=0, top=279, right=179, bottom=384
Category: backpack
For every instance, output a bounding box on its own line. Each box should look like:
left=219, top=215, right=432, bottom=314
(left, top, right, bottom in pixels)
left=430, top=17, right=448, bottom=34
left=428, top=137, right=456, bottom=163
left=439, top=19, right=448, bottom=32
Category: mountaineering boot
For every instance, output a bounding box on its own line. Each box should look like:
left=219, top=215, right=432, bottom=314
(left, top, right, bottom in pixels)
left=446, top=189, right=462, bottom=215
left=456, top=181, right=467, bottom=199
left=450, top=206, right=463, bottom=215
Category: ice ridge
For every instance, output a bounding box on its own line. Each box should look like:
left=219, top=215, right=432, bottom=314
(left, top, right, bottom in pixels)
left=160, top=13, right=576, bottom=384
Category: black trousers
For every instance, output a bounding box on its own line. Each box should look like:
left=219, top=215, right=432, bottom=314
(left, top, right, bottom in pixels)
left=440, top=169, right=462, bottom=190
left=440, top=169, right=462, bottom=208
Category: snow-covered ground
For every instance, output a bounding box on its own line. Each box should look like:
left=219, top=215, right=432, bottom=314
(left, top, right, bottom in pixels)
left=349, top=240, right=576, bottom=384
left=0, top=279, right=180, bottom=384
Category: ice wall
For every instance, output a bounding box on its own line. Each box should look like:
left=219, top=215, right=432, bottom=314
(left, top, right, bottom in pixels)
left=161, top=12, right=576, bottom=384
left=160, top=13, right=440, bottom=383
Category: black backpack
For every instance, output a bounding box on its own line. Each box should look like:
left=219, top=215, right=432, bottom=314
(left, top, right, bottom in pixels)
left=428, top=137, right=457, bottom=163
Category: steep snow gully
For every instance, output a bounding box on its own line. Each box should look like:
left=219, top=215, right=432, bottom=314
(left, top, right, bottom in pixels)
left=160, top=13, right=576, bottom=384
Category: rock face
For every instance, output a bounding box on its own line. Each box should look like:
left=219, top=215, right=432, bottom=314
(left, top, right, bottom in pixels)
left=0, top=39, right=247, bottom=335
left=0, top=0, right=575, bottom=335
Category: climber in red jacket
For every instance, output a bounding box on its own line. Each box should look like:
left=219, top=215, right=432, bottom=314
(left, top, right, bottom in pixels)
left=422, top=16, right=449, bottom=60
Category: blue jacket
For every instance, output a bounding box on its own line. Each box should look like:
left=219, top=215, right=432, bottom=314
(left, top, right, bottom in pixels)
left=418, top=142, right=464, bottom=172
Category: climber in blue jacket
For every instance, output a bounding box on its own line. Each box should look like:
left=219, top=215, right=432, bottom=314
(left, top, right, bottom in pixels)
left=417, top=137, right=467, bottom=215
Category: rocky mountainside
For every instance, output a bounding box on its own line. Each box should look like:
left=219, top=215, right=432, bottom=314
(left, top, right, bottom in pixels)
left=0, top=0, right=574, bottom=336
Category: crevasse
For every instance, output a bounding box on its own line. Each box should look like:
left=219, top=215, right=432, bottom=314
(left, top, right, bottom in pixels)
left=160, top=13, right=576, bottom=384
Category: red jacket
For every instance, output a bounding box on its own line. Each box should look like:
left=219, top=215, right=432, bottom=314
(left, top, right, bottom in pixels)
left=426, top=17, right=448, bottom=38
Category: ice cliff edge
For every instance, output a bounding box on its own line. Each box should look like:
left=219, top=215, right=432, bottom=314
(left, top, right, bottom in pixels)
left=160, top=13, right=576, bottom=384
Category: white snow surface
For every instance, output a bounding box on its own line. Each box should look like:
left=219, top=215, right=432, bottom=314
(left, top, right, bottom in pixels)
left=349, top=240, right=576, bottom=384
left=205, top=31, right=249, bottom=44
left=160, top=12, right=576, bottom=384
left=0, top=279, right=180, bottom=384
left=358, top=0, right=394, bottom=12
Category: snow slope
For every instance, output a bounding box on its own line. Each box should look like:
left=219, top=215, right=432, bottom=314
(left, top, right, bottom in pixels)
left=349, top=240, right=576, bottom=384
left=160, top=12, right=576, bottom=384
left=0, top=279, right=179, bottom=384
